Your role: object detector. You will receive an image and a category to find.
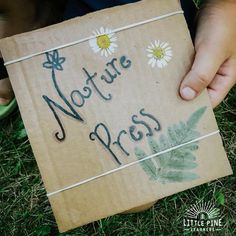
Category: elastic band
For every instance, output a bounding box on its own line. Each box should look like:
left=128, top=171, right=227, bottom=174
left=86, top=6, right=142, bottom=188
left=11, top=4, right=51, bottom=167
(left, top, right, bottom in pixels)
left=4, top=10, right=184, bottom=66
left=47, top=130, right=219, bottom=197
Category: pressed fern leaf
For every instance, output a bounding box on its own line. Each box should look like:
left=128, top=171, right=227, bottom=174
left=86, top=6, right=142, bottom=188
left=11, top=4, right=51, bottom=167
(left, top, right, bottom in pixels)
left=187, top=106, right=207, bottom=129
left=135, top=147, right=158, bottom=181
left=134, top=107, right=207, bottom=184
left=158, top=170, right=199, bottom=183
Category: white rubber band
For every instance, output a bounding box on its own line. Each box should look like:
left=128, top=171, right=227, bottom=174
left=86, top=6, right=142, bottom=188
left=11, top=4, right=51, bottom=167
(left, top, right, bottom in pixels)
left=4, top=10, right=184, bottom=66
left=47, top=130, right=219, bottom=197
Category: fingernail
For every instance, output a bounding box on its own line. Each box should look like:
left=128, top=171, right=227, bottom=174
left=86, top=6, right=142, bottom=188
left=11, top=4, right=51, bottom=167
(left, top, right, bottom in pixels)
left=181, top=87, right=196, bottom=100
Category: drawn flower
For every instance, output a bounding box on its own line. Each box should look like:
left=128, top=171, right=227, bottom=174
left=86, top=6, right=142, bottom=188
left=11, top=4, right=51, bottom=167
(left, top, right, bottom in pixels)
left=89, top=27, right=118, bottom=57
left=147, top=40, right=172, bottom=68
left=43, top=50, right=66, bottom=71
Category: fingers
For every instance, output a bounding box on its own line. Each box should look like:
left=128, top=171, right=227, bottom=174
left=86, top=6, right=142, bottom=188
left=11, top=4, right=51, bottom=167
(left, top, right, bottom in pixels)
left=207, top=58, right=236, bottom=108
left=0, top=78, right=14, bottom=105
left=180, top=42, right=227, bottom=101
left=0, top=78, right=13, bottom=98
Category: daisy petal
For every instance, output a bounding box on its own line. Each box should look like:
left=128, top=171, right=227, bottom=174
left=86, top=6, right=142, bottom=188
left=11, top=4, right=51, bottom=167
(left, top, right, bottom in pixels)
left=111, top=43, right=118, bottom=48
left=94, top=47, right=101, bottom=53
left=108, top=33, right=115, bottom=37
left=165, top=50, right=173, bottom=57
left=104, top=50, right=108, bottom=57
left=165, top=47, right=171, bottom=51
left=147, top=48, right=153, bottom=53
left=108, top=48, right=113, bottom=55
left=151, top=60, right=156, bottom=68
left=161, top=42, right=169, bottom=48
left=100, top=27, right=104, bottom=34
left=157, top=60, right=163, bottom=68
left=148, top=58, right=155, bottom=65
left=162, top=60, right=168, bottom=67
left=164, top=55, right=172, bottom=62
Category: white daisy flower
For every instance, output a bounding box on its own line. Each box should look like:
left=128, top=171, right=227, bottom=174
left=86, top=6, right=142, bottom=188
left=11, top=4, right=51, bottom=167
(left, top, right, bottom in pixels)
left=89, top=27, right=118, bottom=57
left=147, top=40, right=173, bottom=68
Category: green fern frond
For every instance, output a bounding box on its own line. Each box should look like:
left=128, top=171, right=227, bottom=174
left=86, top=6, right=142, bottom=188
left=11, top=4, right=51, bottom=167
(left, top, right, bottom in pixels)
left=134, top=147, right=157, bottom=180
left=187, top=106, right=207, bottom=129
left=134, top=107, right=207, bottom=184
left=158, top=170, right=199, bottom=183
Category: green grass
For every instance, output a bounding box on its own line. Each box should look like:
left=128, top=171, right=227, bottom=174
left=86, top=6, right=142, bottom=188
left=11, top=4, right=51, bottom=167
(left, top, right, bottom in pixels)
left=0, top=1, right=236, bottom=235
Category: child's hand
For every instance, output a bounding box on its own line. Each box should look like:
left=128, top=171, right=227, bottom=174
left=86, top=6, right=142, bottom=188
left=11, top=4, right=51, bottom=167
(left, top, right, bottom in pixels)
left=180, top=0, right=236, bottom=108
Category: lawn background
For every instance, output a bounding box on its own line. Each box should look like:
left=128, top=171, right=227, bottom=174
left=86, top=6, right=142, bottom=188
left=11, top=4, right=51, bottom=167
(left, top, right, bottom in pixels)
left=0, top=0, right=235, bottom=235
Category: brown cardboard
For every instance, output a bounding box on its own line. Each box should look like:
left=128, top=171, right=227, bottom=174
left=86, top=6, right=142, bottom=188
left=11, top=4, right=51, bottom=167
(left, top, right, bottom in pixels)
left=0, top=0, right=232, bottom=232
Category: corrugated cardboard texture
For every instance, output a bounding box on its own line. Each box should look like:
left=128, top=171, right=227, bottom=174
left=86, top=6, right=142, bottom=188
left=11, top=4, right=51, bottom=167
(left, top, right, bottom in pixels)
left=0, top=0, right=232, bottom=232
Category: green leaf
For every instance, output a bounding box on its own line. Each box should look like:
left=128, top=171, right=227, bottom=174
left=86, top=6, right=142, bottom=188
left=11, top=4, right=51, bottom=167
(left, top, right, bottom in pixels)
left=158, top=171, right=199, bottom=184
left=148, top=137, right=160, bottom=154
left=135, top=147, right=157, bottom=180
left=16, top=128, right=27, bottom=140
left=36, top=225, right=51, bottom=236
left=13, top=120, right=28, bottom=140
left=215, top=192, right=225, bottom=205
left=158, top=157, right=197, bottom=170
left=15, top=161, right=22, bottom=174
left=187, top=106, right=207, bottom=129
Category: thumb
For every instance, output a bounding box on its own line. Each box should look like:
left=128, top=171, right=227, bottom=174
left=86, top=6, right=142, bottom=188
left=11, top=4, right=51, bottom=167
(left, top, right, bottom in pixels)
left=180, top=43, right=227, bottom=101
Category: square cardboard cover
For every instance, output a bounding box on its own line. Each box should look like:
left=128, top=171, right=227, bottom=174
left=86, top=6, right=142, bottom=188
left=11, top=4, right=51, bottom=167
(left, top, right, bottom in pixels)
left=0, top=0, right=232, bottom=232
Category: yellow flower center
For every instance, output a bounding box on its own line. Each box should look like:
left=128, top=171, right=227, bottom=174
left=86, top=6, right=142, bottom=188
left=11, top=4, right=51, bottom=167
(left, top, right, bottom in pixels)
left=153, top=47, right=165, bottom=60
left=97, top=34, right=111, bottom=49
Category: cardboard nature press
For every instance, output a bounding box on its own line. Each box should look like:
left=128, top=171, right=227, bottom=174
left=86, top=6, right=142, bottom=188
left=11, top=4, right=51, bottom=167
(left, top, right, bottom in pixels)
left=0, top=0, right=233, bottom=232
